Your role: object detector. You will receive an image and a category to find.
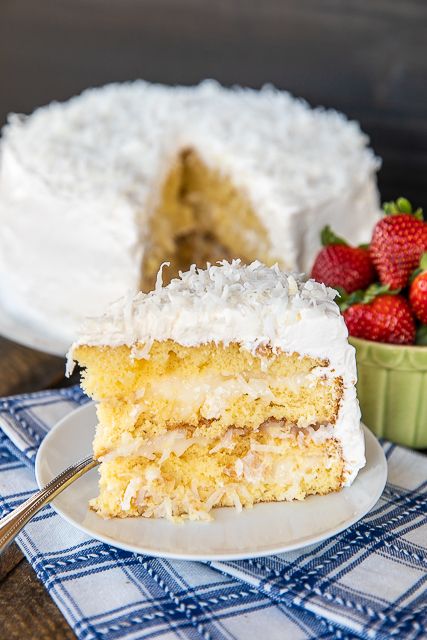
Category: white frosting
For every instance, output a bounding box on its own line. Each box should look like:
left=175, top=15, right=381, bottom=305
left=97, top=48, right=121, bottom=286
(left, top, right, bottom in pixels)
left=0, top=80, right=381, bottom=346
left=70, top=260, right=365, bottom=484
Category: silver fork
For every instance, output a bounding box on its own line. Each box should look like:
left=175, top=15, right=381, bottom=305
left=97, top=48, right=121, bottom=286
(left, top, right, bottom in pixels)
left=0, top=456, right=99, bottom=554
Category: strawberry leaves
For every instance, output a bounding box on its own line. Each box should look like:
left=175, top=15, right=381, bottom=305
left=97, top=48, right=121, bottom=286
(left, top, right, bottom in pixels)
left=383, top=197, right=423, bottom=221
left=320, top=225, right=348, bottom=247
left=338, top=283, right=396, bottom=313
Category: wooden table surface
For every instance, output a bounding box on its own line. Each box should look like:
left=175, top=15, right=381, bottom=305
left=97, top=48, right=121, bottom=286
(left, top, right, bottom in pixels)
left=0, top=336, right=76, bottom=639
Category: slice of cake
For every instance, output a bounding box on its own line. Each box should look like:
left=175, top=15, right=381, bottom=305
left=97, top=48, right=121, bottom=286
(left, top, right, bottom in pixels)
left=67, top=260, right=365, bottom=521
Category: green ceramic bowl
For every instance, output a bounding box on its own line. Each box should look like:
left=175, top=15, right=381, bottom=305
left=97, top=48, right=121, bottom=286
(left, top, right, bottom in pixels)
left=349, top=337, right=427, bottom=448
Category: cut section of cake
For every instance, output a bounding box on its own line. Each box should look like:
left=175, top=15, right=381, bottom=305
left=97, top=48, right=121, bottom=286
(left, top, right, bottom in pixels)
left=67, top=260, right=365, bottom=521
left=0, top=80, right=381, bottom=343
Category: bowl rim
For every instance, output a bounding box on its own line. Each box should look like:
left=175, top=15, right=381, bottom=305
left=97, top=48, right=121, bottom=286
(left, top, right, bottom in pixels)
left=349, top=336, right=427, bottom=353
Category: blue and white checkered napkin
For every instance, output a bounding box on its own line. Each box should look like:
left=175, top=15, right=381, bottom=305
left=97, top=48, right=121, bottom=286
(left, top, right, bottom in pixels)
left=0, top=387, right=426, bottom=640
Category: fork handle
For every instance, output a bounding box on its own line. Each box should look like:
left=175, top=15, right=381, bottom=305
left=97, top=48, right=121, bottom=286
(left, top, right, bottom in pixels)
left=0, top=456, right=98, bottom=554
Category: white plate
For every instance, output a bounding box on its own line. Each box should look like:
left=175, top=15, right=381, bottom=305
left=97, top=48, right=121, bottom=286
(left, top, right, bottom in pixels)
left=0, top=301, right=69, bottom=356
left=35, top=403, right=387, bottom=561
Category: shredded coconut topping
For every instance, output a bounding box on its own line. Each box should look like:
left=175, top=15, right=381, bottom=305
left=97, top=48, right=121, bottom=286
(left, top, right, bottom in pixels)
left=3, top=80, right=379, bottom=205
left=69, top=260, right=340, bottom=354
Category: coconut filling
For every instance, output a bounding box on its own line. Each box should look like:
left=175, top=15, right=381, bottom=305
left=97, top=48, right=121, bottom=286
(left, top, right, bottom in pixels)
left=100, top=420, right=336, bottom=464
left=92, top=368, right=345, bottom=520
left=129, top=368, right=328, bottom=421
left=96, top=419, right=342, bottom=519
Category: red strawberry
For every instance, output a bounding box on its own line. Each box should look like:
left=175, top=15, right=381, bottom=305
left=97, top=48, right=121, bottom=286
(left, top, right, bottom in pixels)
left=341, top=285, right=416, bottom=345
left=311, top=226, right=375, bottom=293
left=409, top=252, right=427, bottom=324
left=370, top=198, right=427, bottom=289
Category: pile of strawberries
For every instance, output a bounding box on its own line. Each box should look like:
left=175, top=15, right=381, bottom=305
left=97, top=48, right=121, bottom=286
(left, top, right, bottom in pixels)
left=311, top=198, right=427, bottom=345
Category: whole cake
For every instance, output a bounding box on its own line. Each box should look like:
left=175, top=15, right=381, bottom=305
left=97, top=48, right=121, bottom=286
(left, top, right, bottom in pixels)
left=68, top=260, right=365, bottom=522
left=0, top=80, right=380, bottom=345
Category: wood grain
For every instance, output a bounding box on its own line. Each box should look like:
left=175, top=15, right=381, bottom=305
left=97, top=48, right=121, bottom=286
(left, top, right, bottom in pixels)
left=0, top=542, right=24, bottom=581
left=0, top=337, right=75, bottom=638
left=0, top=337, right=65, bottom=396
left=0, top=551, right=75, bottom=639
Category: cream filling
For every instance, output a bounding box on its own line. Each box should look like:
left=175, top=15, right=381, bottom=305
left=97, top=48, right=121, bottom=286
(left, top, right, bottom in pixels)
left=101, top=430, right=209, bottom=463
left=101, top=421, right=336, bottom=464
left=118, top=438, right=338, bottom=520
left=134, top=368, right=327, bottom=421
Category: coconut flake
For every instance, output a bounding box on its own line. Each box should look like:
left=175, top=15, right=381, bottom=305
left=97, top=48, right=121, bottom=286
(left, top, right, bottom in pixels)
left=121, top=478, right=142, bottom=511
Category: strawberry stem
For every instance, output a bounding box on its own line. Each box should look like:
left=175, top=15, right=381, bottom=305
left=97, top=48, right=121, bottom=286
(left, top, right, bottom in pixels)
left=420, top=252, right=427, bottom=271
left=363, top=283, right=395, bottom=303
left=383, top=197, right=424, bottom=220
left=337, top=283, right=399, bottom=313
left=320, top=225, right=348, bottom=247
left=337, top=288, right=365, bottom=313
left=396, top=197, right=412, bottom=213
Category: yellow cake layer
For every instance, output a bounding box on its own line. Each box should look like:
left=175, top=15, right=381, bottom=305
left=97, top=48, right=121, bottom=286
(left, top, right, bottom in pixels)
left=91, top=431, right=344, bottom=521
left=141, top=149, right=274, bottom=291
left=76, top=340, right=336, bottom=401
left=74, top=341, right=342, bottom=458
left=93, top=374, right=341, bottom=457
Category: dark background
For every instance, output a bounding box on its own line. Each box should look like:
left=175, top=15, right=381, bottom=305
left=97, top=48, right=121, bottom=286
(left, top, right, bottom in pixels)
left=1, top=0, right=426, bottom=204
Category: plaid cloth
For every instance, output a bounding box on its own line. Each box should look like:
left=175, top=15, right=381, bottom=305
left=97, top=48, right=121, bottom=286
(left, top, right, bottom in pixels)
left=0, top=387, right=426, bottom=640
